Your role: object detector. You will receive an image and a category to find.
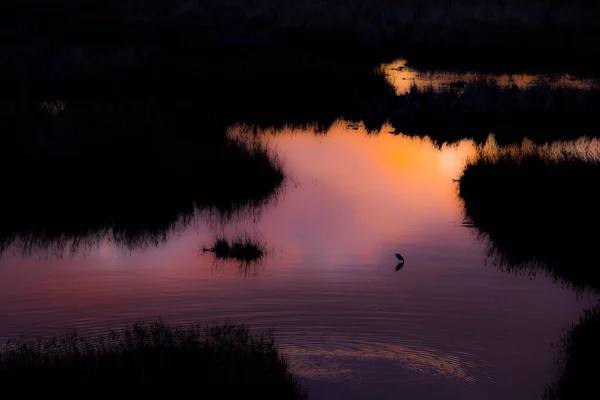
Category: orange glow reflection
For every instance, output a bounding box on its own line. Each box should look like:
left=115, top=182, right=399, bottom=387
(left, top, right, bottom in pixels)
left=0, top=122, right=596, bottom=400
left=382, top=59, right=597, bottom=95
left=235, top=122, right=477, bottom=262
left=1, top=122, right=480, bottom=325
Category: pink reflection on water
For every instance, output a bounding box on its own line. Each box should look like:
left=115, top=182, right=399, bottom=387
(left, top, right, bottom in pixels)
left=248, top=123, right=477, bottom=265
left=0, top=123, right=596, bottom=400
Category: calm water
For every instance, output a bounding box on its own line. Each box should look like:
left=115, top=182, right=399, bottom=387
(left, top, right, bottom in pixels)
left=0, top=123, right=597, bottom=399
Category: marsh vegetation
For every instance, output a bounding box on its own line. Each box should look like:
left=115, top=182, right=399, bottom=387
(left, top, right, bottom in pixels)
left=202, top=234, right=266, bottom=264
left=458, top=136, right=600, bottom=289
left=3, top=0, right=600, bottom=84
left=0, top=322, right=306, bottom=399
left=201, top=234, right=267, bottom=278
left=391, top=82, right=600, bottom=144
left=0, top=103, right=285, bottom=255
left=546, top=306, right=600, bottom=400
left=3, top=0, right=600, bottom=397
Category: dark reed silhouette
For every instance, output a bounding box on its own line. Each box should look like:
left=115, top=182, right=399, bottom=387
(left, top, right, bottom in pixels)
left=3, top=0, right=600, bottom=84
left=0, top=321, right=307, bottom=399
left=213, top=78, right=600, bottom=145
left=202, top=234, right=266, bottom=264
left=390, top=81, right=600, bottom=145
left=0, top=50, right=397, bottom=131
left=0, top=103, right=285, bottom=255
left=545, top=306, right=600, bottom=400
left=202, top=234, right=268, bottom=276
left=458, top=137, right=600, bottom=289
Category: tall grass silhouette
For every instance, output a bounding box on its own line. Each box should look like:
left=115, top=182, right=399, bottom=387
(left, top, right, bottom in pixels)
left=0, top=321, right=307, bottom=399
left=391, top=81, right=600, bottom=144
left=0, top=104, right=285, bottom=255
left=203, top=234, right=266, bottom=263
left=3, top=0, right=600, bottom=83
left=202, top=233, right=268, bottom=276
left=546, top=306, right=600, bottom=400
left=458, top=136, right=600, bottom=289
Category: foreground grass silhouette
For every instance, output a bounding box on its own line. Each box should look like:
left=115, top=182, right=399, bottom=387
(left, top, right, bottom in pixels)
left=546, top=306, right=600, bottom=400
left=0, top=322, right=307, bottom=399
left=458, top=137, right=600, bottom=289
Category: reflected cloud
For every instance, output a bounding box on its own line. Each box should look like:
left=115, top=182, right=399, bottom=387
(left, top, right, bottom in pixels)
left=284, top=341, right=477, bottom=384
left=230, top=121, right=477, bottom=266
left=0, top=121, right=592, bottom=400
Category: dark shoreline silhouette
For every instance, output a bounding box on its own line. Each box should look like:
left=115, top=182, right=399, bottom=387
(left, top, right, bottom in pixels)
left=546, top=306, right=600, bottom=400
left=390, top=82, right=600, bottom=145
left=0, top=105, right=285, bottom=255
left=458, top=139, right=600, bottom=290
left=458, top=140, right=600, bottom=396
left=3, top=0, right=600, bottom=83
left=0, top=321, right=307, bottom=399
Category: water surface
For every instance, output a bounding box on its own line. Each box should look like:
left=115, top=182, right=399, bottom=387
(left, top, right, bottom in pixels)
left=0, top=123, right=596, bottom=399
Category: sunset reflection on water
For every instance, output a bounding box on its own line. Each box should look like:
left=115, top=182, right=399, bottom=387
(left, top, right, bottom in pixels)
left=0, top=123, right=595, bottom=400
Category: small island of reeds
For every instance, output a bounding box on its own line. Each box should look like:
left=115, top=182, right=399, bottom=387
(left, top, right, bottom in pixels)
left=202, top=234, right=267, bottom=264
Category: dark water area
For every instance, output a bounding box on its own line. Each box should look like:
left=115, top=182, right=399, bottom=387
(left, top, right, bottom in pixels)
left=0, top=124, right=597, bottom=399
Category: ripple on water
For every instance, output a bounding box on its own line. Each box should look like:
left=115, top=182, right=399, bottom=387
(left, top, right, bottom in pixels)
left=282, top=340, right=492, bottom=385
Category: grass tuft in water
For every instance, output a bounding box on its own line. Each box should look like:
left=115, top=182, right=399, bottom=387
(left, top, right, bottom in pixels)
left=0, top=321, right=306, bottom=399
left=203, top=234, right=266, bottom=263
